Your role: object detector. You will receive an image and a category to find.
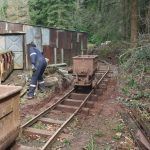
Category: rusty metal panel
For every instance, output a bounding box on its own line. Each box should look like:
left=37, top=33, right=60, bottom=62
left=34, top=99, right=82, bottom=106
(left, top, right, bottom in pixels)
left=64, top=49, right=72, bottom=65
left=72, top=32, right=77, bottom=50
left=66, top=32, right=72, bottom=49
left=63, top=32, right=67, bottom=49
left=58, top=31, right=63, bottom=48
left=56, top=48, right=62, bottom=63
left=0, top=85, right=21, bottom=149
left=71, top=48, right=77, bottom=57
left=8, top=22, right=23, bottom=32
left=50, top=29, right=57, bottom=47
left=0, top=22, right=6, bottom=33
left=0, top=36, right=5, bottom=51
left=83, top=34, right=88, bottom=49
left=41, top=28, right=49, bottom=45
left=43, top=46, right=54, bottom=64
left=5, top=35, right=24, bottom=69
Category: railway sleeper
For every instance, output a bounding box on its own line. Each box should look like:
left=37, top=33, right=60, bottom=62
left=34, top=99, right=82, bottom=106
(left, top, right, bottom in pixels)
left=55, top=104, right=89, bottom=115
left=69, top=93, right=88, bottom=100
left=12, top=144, right=39, bottom=150
left=62, top=98, right=94, bottom=108
left=38, top=117, right=65, bottom=125
left=23, top=127, right=54, bottom=138
left=69, top=93, right=98, bottom=101
left=98, top=83, right=107, bottom=87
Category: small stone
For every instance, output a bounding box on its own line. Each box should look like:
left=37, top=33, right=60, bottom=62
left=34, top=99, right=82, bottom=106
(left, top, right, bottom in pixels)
left=116, top=132, right=122, bottom=138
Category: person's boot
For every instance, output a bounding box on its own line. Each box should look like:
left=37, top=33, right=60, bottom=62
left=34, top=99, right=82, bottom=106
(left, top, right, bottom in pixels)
left=38, top=82, right=45, bottom=93
left=27, top=86, right=36, bottom=99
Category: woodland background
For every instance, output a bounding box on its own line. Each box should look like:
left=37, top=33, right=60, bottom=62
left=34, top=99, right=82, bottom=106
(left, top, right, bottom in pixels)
left=0, top=0, right=150, bottom=46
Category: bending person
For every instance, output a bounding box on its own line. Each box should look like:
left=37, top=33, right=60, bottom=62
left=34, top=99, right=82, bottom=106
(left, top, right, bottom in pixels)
left=27, top=42, right=47, bottom=99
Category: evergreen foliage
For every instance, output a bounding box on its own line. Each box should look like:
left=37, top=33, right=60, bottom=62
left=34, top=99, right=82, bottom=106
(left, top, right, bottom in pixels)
left=0, top=0, right=8, bottom=20
left=0, top=0, right=149, bottom=44
left=29, top=0, right=74, bottom=28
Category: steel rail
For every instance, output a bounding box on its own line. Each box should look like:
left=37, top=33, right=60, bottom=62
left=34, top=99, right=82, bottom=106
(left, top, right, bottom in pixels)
left=121, top=108, right=150, bottom=150
left=41, top=66, right=110, bottom=150
left=21, top=88, right=75, bottom=128
left=128, top=110, right=150, bottom=149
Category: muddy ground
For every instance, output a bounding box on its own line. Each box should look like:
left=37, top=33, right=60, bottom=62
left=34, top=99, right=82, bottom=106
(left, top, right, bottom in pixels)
left=3, top=65, right=135, bottom=150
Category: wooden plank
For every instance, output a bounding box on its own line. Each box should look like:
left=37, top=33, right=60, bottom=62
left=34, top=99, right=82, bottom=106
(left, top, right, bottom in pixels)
left=63, top=99, right=82, bottom=106
left=24, top=127, right=54, bottom=137
left=70, top=93, right=88, bottom=100
left=56, top=104, right=89, bottom=115
left=12, top=144, right=38, bottom=150
left=63, top=99, right=94, bottom=108
left=38, top=117, right=64, bottom=125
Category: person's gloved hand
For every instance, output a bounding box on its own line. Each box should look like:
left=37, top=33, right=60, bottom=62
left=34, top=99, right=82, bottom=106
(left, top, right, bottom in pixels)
left=32, top=64, right=36, bottom=72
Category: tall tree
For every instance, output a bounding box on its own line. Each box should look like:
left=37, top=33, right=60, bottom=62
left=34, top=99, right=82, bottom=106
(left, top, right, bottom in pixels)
left=29, top=0, right=74, bottom=28
left=130, top=0, right=138, bottom=47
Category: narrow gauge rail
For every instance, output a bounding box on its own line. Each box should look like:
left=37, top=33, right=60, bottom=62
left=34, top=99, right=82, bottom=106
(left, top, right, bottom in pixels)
left=121, top=109, right=150, bottom=150
left=12, top=66, right=110, bottom=150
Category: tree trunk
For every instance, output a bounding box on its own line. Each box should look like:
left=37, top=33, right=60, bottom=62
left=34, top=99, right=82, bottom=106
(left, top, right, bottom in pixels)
left=130, top=0, right=138, bottom=47
left=122, top=0, right=130, bottom=40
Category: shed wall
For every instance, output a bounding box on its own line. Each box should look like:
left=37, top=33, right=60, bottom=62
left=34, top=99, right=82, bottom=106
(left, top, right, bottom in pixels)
left=0, top=21, right=88, bottom=67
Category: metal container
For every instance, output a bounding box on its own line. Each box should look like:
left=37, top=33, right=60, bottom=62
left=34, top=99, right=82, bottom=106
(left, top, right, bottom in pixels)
left=73, top=55, right=98, bottom=87
left=0, top=51, right=14, bottom=82
left=0, top=85, right=22, bottom=149
left=73, top=55, right=98, bottom=76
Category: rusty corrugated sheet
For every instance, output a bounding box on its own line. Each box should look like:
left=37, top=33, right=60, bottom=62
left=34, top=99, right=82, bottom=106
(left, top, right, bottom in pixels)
left=66, top=31, right=72, bottom=49
left=83, top=34, right=88, bottom=49
left=58, top=31, right=64, bottom=49
left=56, top=48, right=62, bottom=63
left=43, top=46, right=54, bottom=64
left=50, top=29, right=57, bottom=47
left=0, top=22, right=6, bottom=33
left=64, top=49, right=72, bottom=65
left=8, top=22, right=23, bottom=32
left=72, top=32, right=77, bottom=50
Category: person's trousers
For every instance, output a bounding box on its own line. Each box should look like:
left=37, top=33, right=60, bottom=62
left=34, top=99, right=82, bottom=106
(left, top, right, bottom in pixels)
left=27, top=62, right=46, bottom=97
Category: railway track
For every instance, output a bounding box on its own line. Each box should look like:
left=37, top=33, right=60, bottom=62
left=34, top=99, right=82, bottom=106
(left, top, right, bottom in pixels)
left=12, top=65, right=110, bottom=150
left=121, top=108, right=150, bottom=150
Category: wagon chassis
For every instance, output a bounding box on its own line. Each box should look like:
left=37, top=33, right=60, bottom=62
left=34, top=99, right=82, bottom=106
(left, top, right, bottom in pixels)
left=13, top=65, right=110, bottom=150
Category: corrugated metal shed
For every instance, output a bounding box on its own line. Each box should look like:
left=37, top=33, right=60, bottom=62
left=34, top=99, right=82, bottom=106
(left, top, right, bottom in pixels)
left=0, top=21, right=88, bottom=68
